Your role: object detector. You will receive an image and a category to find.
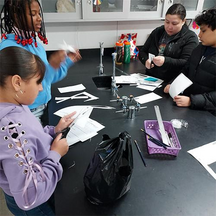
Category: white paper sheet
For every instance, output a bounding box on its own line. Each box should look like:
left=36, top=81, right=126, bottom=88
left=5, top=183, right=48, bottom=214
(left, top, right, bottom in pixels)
left=54, top=105, right=114, bottom=129
left=66, top=118, right=105, bottom=146
left=139, top=76, right=163, bottom=87
left=115, top=74, right=163, bottom=88
left=115, top=75, right=137, bottom=84
left=169, top=73, right=193, bottom=98
left=58, top=84, right=86, bottom=93
left=55, top=96, right=88, bottom=103
left=55, top=106, right=93, bottom=130
left=71, top=107, right=93, bottom=128
left=59, top=40, right=76, bottom=53
left=54, top=105, right=105, bottom=146
left=148, top=53, right=155, bottom=61
left=54, top=105, right=115, bottom=118
left=136, top=84, right=157, bottom=91
left=81, top=92, right=99, bottom=102
left=55, top=97, right=71, bottom=103
left=134, top=92, right=162, bottom=104
left=90, top=105, right=115, bottom=110
left=54, top=105, right=91, bottom=117
left=188, top=141, right=216, bottom=180
left=55, top=91, right=98, bottom=103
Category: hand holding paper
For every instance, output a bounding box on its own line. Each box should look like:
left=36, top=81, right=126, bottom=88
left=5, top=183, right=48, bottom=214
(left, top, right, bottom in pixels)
left=55, top=111, right=77, bottom=134
left=169, top=73, right=193, bottom=98
left=148, top=53, right=155, bottom=62
left=148, top=53, right=155, bottom=69
left=59, top=40, right=81, bottom=63
left=54, top=106, right=105, bottom=146
left=59, top=40, right=76, bottom=54
left=173, top=95, right=191, bottom=107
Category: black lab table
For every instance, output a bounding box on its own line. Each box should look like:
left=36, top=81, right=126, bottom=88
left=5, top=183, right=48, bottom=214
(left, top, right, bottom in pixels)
left=48, top=50, right=216, bottom=216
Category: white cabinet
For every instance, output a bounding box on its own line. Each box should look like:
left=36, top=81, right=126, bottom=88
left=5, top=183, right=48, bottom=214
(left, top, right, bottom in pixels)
left=0, top=0, right=82, bottom=21
left=41, top=0, right=82, bottom=22
left=41, top=0, right=215, bottom=22
left=127, top=0, right=164, bottom=20
left=82, top=0, right=126, bottom=20
left=163, top=0, right=203, bottom=19
left=0, top=0, right=215, bottom=22
left=82, top=0, right=164, bottom=21
left=162, top=0, right=216, bottom=19
left=202, top=0, right=216, bottom=10
left=0, top=0, right=4, bottom=11
left=162, top=0, right=202, bottom=18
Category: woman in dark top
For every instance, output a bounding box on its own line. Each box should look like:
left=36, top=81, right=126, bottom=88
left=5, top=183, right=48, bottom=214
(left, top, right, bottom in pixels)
left=164, top=8, right=216, bottom=116
left=139, top=3, right=199, bottom=82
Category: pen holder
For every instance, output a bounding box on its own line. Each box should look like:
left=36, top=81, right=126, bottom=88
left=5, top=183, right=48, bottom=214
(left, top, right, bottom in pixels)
left=144, top=120, right=181, bottom=156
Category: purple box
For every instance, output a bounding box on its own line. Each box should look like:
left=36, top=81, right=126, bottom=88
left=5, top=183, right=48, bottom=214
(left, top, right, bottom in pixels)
left=144, top=120, right=181, bottom=156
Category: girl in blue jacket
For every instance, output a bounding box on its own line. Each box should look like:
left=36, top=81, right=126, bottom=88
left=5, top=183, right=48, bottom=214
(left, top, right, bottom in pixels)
left=0, top=0, right=81, bottom=125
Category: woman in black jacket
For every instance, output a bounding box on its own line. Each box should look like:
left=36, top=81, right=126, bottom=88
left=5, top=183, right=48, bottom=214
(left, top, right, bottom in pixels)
left=139, top=3, right=199, bottom=82
left=164, top=8, right=216, bottom=116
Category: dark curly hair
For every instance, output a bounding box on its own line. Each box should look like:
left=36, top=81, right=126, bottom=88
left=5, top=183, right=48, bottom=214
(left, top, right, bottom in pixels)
left=0, top=0, right=47, bottom=45
left=195, top=8, right=216, bottom=31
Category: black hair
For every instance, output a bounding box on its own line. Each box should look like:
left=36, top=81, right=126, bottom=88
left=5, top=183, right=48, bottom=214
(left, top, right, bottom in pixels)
left=166, top=3, right=186, bottom=20
left=195, top=8, right=216, bottom=31
left=0, top=46, right=45, bottom=87
left=0, top=0, right=47, bottom=45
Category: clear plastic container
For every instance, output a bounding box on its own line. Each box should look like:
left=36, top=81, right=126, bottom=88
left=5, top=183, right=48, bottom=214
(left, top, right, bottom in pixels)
left=171, top=119, right=188, bottom=129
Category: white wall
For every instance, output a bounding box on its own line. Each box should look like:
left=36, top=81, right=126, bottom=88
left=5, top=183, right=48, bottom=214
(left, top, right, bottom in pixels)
left=0, top=20, right=199, bottom=51
left=44, top=19, right=199, bottom=51
left=44, top=20, right=164, bottom=51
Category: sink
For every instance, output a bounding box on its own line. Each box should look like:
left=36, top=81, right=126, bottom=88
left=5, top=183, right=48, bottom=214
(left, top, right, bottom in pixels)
left=92, top=75, right=112, bottom=90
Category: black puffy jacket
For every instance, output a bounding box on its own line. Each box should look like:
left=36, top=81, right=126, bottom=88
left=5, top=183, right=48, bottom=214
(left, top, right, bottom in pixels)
left=182, top=44, right=216, bottom=116
left=139, top=24, right=199, bottom=82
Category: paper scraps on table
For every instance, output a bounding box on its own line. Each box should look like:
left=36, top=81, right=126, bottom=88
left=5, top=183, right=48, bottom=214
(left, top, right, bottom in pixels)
left=137, top=84, right=159, bottom=91
left=115, top=75, right=137, bottom=84
left=54, top=105, right=115, bottom=118
left=137, top=74, right=163, bottom=90
left=66, top=118, right=105, bottom=146
left=115, top=73, right=163, bottom=91
left=134, top=92, right=162, bottom=104
left=169, top=73, right=193, bottom=98
left=58, top=84, right=86, bottom=93
left=55, top=91, right=99, bottom=103
left=188, top=140, right=216, bottom=180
